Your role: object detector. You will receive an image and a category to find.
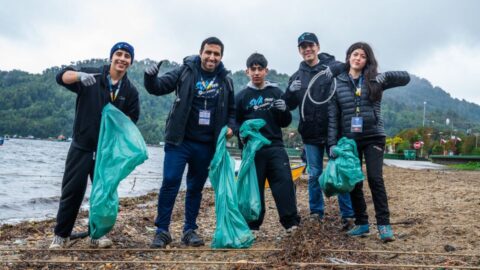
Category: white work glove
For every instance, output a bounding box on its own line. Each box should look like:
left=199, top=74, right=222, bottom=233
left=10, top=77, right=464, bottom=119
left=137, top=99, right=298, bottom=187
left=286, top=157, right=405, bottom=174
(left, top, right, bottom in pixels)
left=329, top=145, right=337, bottom=159
left=375, top=73, right=387, bottom=84
left=145, top=63, right=159, bottom=76
left=288, top=80, right=302, bottom=92
left=77, top=72, right=100, bottom=87
left=273, top=99, right=287, bottom=111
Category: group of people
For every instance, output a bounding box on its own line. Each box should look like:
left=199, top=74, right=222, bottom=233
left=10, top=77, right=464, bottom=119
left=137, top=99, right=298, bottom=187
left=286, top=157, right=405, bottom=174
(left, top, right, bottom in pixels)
left=49, top=33, right=410, bottom=249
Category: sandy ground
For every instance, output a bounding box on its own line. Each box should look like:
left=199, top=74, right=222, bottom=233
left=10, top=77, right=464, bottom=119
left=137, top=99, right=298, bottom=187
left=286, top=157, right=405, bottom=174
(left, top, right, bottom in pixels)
left=1, top=165, right=479, bottom=269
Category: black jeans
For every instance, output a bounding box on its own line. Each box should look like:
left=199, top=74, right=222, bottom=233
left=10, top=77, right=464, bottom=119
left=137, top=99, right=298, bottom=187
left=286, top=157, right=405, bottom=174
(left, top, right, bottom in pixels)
left=248, top=146, right=300, bottom=230
left=54, top=146, right=95, bottom=237
left=350, top=136, right=390, bottom=226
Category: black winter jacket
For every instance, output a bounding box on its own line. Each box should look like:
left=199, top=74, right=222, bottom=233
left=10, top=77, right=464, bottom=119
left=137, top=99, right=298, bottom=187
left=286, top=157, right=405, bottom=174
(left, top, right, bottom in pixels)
left=327, top=71, right=410, bottom=146
left=283, top=53, right=345, bottom=145
left=56, top=65, right=140, bottom=152
left=144, top=56, right=235, bottom=146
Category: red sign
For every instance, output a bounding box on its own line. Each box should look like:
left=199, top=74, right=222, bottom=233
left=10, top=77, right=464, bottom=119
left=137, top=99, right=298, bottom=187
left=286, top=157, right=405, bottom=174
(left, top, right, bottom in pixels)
left=414, top=142, right=421, bottom=149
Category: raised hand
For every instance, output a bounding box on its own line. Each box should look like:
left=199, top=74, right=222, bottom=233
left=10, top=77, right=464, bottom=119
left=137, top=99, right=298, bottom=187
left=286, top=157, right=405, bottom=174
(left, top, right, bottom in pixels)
left=288, top=80, right=302, bottom=92
left=77, top=72, right=100, bottom=87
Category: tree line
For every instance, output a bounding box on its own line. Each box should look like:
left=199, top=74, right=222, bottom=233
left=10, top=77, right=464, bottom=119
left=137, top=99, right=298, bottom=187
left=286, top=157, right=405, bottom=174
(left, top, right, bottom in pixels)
left=1, top=59, right=479, bottom=145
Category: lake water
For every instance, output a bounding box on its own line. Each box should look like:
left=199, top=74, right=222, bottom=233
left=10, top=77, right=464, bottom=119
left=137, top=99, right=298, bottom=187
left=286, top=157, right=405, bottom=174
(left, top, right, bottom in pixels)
left=0, top=138, right=191, bottom=224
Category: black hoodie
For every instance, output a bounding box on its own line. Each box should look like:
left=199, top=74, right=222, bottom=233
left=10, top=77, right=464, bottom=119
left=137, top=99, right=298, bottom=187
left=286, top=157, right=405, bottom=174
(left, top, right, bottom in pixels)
left=56, top=65, right=140, bottom=152
left=283, top=53, right=345, bottom=145
left=235, top=81, right=291, bottom=148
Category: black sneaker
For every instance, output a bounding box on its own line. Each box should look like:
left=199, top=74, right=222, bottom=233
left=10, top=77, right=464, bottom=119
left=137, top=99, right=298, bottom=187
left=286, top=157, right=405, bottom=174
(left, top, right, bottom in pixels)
left=309, top=213, right=323, bottom=223
left=150, top=231, right=172, bottom=248
left=181, top=229, right=204, bottom=247
left=341, top=218, right=355, bottom=231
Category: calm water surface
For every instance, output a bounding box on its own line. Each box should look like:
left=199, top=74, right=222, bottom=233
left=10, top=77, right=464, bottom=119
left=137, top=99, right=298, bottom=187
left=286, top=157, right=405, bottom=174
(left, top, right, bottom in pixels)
left=0, top=139, right=192, bottom=224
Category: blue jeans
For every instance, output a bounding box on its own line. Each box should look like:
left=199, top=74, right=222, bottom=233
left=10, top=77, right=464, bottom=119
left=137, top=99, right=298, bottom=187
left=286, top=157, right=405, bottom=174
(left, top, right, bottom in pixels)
left=304, top=143, right=354, bottom=219
left=154, top=139, right=215, bottom=233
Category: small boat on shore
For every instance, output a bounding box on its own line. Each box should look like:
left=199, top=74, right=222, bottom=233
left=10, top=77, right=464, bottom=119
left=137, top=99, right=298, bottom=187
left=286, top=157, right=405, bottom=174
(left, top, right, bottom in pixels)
left=235, top=161, right=306, bottom=189
left=265, top=163, right=306, bottom=188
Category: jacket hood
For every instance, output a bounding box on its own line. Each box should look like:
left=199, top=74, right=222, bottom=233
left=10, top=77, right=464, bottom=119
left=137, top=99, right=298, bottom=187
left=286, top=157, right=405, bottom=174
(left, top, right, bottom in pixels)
left=183, top=55, right=229, bottom=77
left=299, top=52, right=337, bottom=72
left=246, top=80, right=278, bottom=90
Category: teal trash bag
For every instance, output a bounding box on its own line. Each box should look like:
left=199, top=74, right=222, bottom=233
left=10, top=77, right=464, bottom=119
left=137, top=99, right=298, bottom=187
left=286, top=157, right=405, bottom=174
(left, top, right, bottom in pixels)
left=237, top=119, right=271, bottom=223
left=319, top=137, right=364, bottom=197
left=209, top=126, right=254, bottom=248
left=89, top=104, right=148, bottom=239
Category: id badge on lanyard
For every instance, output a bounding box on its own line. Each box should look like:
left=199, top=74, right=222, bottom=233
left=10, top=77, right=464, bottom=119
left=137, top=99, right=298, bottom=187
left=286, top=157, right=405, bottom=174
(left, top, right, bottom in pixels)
left=351, top=116, right=363, bottom=133
left=350, top=75, right=364, bottom=133
left=199, top=110, right=211, bottom=125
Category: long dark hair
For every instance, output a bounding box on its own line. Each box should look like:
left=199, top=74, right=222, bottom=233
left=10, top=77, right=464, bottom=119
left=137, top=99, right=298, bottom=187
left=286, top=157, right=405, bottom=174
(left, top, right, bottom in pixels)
left=345, top=42, right=382, bottom=102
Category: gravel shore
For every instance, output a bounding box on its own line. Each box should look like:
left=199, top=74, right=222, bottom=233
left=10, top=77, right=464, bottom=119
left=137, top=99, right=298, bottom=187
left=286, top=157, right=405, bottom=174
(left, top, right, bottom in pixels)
left=1, top=165, right=479, bottom=269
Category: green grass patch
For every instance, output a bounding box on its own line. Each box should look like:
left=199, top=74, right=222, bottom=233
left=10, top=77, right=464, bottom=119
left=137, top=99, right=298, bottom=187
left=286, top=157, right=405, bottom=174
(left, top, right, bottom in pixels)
left=449, top=162, right=480, bottom=170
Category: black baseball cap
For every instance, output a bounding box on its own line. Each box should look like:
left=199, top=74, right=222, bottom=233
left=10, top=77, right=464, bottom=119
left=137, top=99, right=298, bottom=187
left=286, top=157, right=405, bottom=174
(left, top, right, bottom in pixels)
left=298, top=32, right=319, bottom=46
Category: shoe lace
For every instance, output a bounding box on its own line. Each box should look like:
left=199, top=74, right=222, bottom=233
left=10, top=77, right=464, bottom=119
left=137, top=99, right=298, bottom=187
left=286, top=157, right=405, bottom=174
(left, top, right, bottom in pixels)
left=379, top=226, right=389, bottom=235
left=183, top=230, right=199, bottom=242
left=53, top=236, right=66, bottom=245
left=353, top=225, right=365, bottom=232
left=156, top=232, right=171, bottom=243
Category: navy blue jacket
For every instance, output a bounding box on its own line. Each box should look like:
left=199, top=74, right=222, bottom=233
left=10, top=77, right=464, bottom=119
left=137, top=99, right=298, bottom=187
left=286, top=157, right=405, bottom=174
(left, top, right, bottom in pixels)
left=283, top=53, right=345, bottom=145
left=144, top=56, right=235, bottom=146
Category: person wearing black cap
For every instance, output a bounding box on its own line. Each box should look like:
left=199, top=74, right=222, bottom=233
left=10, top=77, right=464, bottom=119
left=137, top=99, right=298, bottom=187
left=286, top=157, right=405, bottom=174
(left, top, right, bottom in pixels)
left=283, top=32, right=355, bottom=230
left=235, top=53, right=300, bottom=235
left=50, top=41, right=140, bottom=249
left=144, top=37, right=235, bottom=249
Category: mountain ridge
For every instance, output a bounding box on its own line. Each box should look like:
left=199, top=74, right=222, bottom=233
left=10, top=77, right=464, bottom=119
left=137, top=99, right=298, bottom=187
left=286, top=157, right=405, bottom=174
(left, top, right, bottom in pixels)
left=1, top=59, right=479, bottom=144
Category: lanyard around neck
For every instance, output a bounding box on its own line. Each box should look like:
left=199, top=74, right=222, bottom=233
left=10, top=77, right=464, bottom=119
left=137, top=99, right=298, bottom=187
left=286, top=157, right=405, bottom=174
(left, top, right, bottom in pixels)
left=107, top=75, right=121, bottom=102
left=349, top=74, right=364, bottom=96
left=349, top=74, right=364, bottom=115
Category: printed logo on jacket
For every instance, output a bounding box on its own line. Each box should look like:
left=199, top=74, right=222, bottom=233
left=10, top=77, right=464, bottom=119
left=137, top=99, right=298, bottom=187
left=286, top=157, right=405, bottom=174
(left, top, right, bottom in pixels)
left=247, top=96, right=275, bottom=111
left=195, top=78, right=220, bottom=99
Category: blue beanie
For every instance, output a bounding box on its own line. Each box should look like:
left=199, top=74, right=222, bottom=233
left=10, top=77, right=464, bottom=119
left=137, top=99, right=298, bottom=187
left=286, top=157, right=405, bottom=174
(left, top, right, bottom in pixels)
left=110, top=42, right=135, bottom=62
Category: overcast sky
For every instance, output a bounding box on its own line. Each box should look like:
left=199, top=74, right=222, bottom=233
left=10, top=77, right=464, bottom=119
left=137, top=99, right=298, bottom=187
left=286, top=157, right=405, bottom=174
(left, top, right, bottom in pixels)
left=1, top=0, right=479, bottom=104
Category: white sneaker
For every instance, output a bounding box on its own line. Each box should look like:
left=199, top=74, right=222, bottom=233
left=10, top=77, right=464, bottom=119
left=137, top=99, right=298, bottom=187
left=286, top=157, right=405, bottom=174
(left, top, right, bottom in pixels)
left=251, top=230, right=260, bottom=240
left=89, top=236, right=113, bottom=248
left=49, top=235, right=70, bottom=249
left=285, top=225, right=299, bottom=235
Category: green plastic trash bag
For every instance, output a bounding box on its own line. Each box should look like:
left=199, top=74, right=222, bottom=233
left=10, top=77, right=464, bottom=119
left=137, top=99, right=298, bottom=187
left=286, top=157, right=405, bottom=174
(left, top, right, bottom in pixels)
left=319, top=137, right=364, bottom=197
left=209, top=126, right=254, bottom=248
left=237, top=119, right=271, bottom=223
left=89, top=104, right=148, bottom=239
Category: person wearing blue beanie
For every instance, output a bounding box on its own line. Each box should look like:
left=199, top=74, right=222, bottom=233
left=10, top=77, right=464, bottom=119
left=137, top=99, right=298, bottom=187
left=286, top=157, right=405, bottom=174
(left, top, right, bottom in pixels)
left=110, top=41, right=134, bottom=63
left=49, top=41, right=140, bottom=249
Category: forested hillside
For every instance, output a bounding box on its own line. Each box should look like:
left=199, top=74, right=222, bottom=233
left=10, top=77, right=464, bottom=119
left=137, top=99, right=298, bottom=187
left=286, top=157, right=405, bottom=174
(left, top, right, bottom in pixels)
left=1, top=59, right=479, bottom=144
